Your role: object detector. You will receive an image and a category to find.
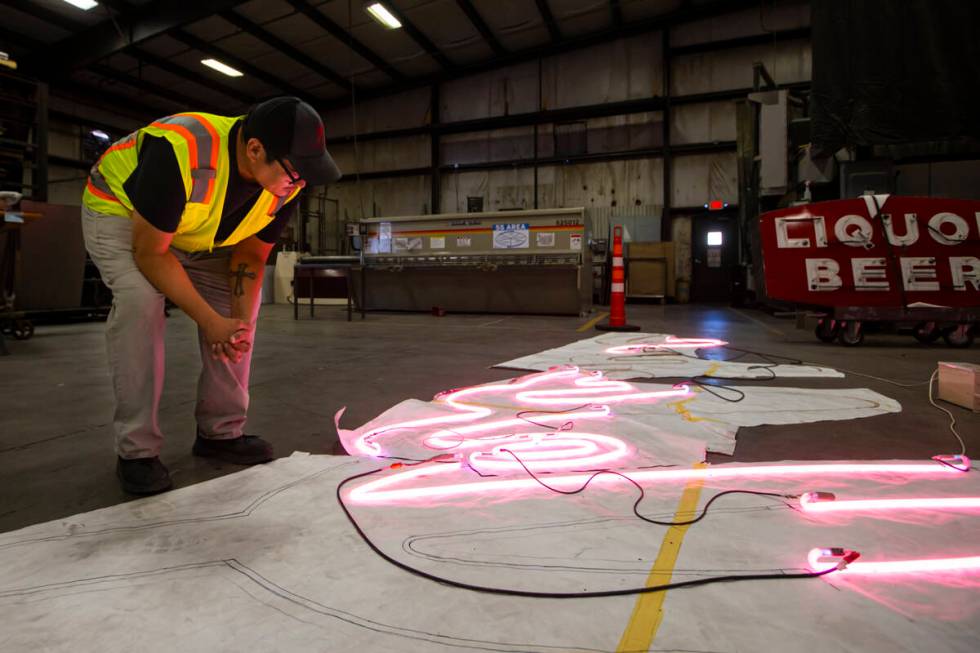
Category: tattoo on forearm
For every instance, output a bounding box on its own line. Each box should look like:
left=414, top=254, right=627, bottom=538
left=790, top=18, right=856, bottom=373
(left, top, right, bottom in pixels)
left=230, top=263, right=256, bottom=297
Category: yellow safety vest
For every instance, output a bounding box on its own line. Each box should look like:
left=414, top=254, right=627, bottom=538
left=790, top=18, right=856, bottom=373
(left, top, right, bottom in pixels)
left=82, top=112, right=301, bottom=252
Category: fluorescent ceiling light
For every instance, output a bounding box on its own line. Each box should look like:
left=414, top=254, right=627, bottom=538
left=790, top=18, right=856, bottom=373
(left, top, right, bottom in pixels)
left=63, top=0, right=99, bottom=10
left=365, top=2, right=402, bottom=29
left=201, top=58, right=243, bottom=78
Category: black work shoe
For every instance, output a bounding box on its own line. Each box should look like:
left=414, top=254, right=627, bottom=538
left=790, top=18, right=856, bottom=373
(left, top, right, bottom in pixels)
left=117, top=456, right=173, bottom=495
left=192, top=432, right=275, bottom=465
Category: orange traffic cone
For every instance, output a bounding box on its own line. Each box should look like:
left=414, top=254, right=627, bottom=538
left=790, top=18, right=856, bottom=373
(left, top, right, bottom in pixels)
left=596, top=225, right=640, bottom=332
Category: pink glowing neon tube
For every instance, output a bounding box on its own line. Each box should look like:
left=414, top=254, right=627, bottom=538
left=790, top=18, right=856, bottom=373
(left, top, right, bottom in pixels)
left=347, top=459, right=969, bottom=503
left=808, top=548, right=980, bottom=575
left=424, top=406, right=611, bottom=450
left=605, top=335, right=728, bottom=355
left=352, top=367, right=690, bottom=457
left=353, top=368, right=579, bottom=455
left=467, top=432, right=629, bottom=472
left=801, top=493, right=980, bottom=514
left=515, top=380, right=690, bottom=406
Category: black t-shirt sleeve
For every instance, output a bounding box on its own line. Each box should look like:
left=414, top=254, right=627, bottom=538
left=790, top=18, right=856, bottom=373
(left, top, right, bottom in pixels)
left=254, top=198, right=298, bottom=244
left=122, top=135, right=186, bottom=232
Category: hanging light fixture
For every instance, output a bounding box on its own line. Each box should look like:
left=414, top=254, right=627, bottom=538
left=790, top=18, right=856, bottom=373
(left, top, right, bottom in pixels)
left=201, top=58, right=244, bottom=78
left=365, top=2, right=402, bottom=29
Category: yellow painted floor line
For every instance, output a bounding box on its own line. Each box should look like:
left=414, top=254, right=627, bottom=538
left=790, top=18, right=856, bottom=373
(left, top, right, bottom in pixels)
left=616, top=463, right=708, bottom=652
left=578, top=312, right=610, bottom=332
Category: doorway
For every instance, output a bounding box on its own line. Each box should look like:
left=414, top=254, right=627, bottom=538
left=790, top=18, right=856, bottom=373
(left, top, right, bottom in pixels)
left=691, top=212, right=736, bottom=302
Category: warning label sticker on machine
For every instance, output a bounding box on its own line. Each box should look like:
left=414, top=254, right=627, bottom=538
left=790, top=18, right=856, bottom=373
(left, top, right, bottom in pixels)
left=457, top=236, right=472, bottom=247
left=377, top=222, right=392, bottom=253
left=430, top=236, right=445, bottom=249
left=570, top=234, right=582, bottom=250
left=536, top=232, right=556, bottom=247
left=394, top=237, right=422, bottom=252
left=492, top=223, right=530, bottom=249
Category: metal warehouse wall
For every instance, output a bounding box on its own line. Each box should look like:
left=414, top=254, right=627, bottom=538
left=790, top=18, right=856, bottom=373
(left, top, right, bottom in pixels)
left=321, top=2, right=812, bottom=225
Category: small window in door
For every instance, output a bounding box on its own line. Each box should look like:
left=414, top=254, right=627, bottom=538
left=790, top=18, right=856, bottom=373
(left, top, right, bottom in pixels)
left=707, top=231, right=723, bottom=246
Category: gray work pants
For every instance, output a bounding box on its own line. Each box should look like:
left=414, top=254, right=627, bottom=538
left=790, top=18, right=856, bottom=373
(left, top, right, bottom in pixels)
left=81, top=205, right=259, bottom=459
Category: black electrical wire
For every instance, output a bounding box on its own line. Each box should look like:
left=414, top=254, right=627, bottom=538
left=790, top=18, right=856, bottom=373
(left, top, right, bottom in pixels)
left=676, top=342, right=969, bottom=463
left=932, top=455, right=971, bottom=473
left=715, top=345, right=804, bottom=366
left=683, top=378, right=747, bottom=402
left=336, top=462, right=838, bottom=599
left=694, top=345, right=803, bottom=381
left=609, top=344, right=796, bottom=383
left=515, top=404, right=592, bottom=430
left=496, top=449, right=795, bottom=527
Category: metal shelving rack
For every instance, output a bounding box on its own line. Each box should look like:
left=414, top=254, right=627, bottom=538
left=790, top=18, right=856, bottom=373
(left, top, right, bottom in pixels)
left=0, top=68, right=47, bottom=202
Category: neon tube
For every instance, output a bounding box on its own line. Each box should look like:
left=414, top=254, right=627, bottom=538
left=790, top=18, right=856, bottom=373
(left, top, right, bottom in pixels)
left=515, top=383, right=691, bottom=405
left=348, top=459, right=968, bottom=504
left=808, top=548, right=980, bottom=575
left=605, top=336, right=728, bottom=355
left=352, top=367, right=691, bottom=457
left=353, top=368, right=579, bottom=455
left=801, top=493, right=980, bottom=514
left=466, top=431, right=629, bottom=472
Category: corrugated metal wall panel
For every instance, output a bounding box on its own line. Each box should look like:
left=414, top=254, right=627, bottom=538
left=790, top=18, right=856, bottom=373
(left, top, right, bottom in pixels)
left=541, top=33, right=664, bottom=109
left=322, top=87, right=432, bottom=139
left=671, top=152, right=738, bottom=207
left=671, top=40, right=811, bottom=95
left=330, top=135, right=431, bottom=174
left=670, top=101, right=736, bottom=145
left=328, top=175, right=432, bottom=219
left=670, top=2, right=810, bottom=47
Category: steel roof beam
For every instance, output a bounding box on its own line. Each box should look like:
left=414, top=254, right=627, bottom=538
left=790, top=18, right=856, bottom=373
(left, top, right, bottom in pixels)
left=320, top=0, right=766, bottom=109
left=455, top=0, right=506, bottom=57
left=169, top=29, right=314, bottom=101
left=126, top=48, right=255, bottom=106
left=285, top=0, right=405, bottom=82
left=610, top=0, right=623, bottom=26
left=6, top=0, right=84, bottom=33
left=218, top=10, right=355, bottom=91
left=534, top=0, right=562, bottom=42
left=380, top=2, right=453, bottom=69
left=34, top=0, right=253, bottom=73
left=89, top=64, right=219, bottom=112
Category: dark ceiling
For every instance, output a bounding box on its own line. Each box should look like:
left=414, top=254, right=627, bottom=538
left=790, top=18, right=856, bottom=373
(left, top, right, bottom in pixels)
left=1, top=0, right=768, bottom=125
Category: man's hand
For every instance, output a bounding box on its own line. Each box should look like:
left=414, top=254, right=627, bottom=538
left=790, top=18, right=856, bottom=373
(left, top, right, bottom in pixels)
left=203, top=315, right=251, bottom=363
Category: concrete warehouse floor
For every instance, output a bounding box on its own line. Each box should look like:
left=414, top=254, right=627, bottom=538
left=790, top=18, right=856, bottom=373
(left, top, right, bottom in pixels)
left=1, top=303, right=978, bottom=535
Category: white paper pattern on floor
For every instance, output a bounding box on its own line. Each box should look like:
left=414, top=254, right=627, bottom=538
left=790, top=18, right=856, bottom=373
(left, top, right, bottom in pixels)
left=336, top=367, right=900, bottom=459
left=495, top=333, right=844, bottom=380
left=1, top=453, right=978, bottom=652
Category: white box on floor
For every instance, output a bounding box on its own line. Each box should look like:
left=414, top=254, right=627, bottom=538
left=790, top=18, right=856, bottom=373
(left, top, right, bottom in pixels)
left=937, top=362, right=980, bottom=412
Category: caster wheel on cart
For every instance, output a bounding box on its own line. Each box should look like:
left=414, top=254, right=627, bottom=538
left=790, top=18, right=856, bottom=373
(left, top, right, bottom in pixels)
left=12, top=319, right=33, bottom=340
left=815, top=318, right=840, bottom=343
left=838, top=321, right=864, bottom=346
left=942, top=324, right=974, bottom=349
left=912, top=321, right=941, bottom=344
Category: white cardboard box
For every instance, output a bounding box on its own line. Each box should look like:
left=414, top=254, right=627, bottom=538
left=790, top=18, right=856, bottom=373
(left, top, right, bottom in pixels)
left=937, top=362, right=980, bottom=412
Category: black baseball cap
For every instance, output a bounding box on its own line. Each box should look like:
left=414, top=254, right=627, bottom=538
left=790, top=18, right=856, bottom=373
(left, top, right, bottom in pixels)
left=243, top=97, right=342, bottom=186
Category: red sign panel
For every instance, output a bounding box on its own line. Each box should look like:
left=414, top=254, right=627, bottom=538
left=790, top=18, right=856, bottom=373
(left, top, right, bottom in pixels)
left=760, top=196, right=980, bottom=307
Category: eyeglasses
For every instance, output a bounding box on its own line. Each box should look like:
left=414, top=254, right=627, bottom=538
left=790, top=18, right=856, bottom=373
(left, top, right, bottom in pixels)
left=276, top=157, right=302, bottom=184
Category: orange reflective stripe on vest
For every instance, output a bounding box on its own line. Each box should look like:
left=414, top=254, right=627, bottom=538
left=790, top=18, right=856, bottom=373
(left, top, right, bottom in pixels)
left=100, top=133, right=137, bottom=159
left=86, top=133, right=137, bottom=203
left=268, top=194, right=288, bottom=216
left=86, top=176, right=118, bottom=203
left=150, top=114, right=219, bottom=204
